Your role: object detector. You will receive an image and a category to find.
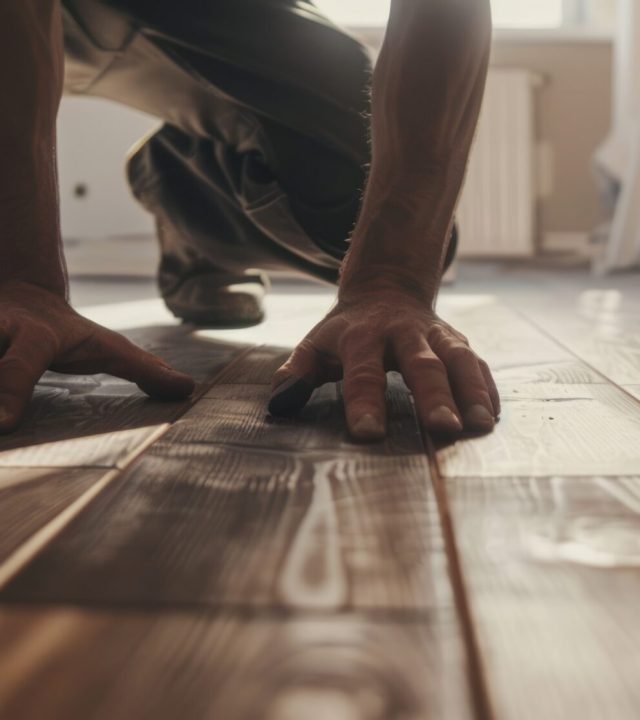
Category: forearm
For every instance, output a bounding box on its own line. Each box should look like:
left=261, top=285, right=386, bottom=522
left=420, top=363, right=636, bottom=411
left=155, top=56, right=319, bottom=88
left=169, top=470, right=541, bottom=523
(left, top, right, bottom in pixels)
left=0, top=0, right=67, bottom=296
left=340, top=0, right=491, bottom=303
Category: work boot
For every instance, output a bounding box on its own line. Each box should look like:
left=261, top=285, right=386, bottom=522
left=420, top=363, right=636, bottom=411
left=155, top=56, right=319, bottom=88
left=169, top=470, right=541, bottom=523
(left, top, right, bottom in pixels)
left=162, top=270, right=269, bottom=327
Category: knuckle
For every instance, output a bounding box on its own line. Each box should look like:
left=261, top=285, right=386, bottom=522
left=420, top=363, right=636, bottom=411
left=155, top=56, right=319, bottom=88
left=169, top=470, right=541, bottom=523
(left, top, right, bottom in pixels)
left=296, top=336, right=317, bottom=354
left=426, top=325, right=448, bottom=346
left=391, top=320, right=419, bottom=338
left=291, top=337, right=323, bottom=365
left=405, top=353, right=446, bottom=378
left=442, top=342, right=476, bottom=364
left=343, top=365, right=386, bottom=399
left=287, top=340, right=314, bottom=366
left=339, top=324, right=368, bottom=353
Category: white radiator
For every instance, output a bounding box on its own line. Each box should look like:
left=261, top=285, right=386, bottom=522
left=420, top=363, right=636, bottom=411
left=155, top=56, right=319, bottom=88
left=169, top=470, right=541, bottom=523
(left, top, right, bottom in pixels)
left=457, top=68, right=541, bottom=257
left=58, top=68, right=541, bottom=273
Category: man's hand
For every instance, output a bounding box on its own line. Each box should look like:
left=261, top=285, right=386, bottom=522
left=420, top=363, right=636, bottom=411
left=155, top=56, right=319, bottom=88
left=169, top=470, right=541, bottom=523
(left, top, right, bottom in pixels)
left=0, top=281, right=195, bottom=433
left=270, top=0, right=495, bottom=441
left=269, top=283, right=499, bottom=441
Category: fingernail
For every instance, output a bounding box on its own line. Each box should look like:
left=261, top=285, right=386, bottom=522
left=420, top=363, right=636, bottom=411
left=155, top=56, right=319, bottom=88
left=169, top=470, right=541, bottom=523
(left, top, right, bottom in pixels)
left=352, top=414, right=385, bottom=440
left=268, top=377, right=315, bottom=417
left=464, top=404, right=495, bottom=430
left=271, top=376, right=301, bottom=395
left=427, top=406, right=463, bottom=432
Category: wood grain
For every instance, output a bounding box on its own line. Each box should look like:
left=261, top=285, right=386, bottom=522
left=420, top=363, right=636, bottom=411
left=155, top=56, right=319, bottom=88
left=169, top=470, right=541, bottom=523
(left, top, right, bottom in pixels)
left=439, top=300, right=573, bottom=370
left=0, top=469, right=105, bottom=563
left=195, top=347, right=424, bottom=455
left=515, top=292, right=640, bottom=387
left=492, top=361, right=604, bottom=398
left=0, top=342, right=447, bottom=610
left=211, top=346, right=292, bottom=386
left=177, top=380, right=424, bottom=456
left=0, top=439, right=447, bottom=611
left=447, top=475, right=640, bottom=720
left=11, top=285, right=640, bottom=720
left=0, top=608, right=471, bottom=720
left=438, top=383, right=640, bottom=478
left=0, top=385, right=167, bottom=468
left=0, top=327, right=242, bottom=468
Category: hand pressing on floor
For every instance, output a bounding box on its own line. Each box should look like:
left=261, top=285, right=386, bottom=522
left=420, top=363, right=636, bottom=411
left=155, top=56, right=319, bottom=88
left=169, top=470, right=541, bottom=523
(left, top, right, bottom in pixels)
left=269, top=282, right=499, bottom=441
left=0, top=3, right=192, bottom=434
left=0, top=281, right=195, bottom=433
left=271, top=0, right=497, bottom=440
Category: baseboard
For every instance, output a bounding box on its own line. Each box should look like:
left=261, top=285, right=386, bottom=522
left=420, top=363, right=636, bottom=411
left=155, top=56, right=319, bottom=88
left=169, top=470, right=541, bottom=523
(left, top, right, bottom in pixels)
left=543, top=232, right=593, bottom=257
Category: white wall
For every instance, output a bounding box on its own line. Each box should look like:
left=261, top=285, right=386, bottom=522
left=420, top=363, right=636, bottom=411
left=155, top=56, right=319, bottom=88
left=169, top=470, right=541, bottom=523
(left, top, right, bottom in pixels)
left=58, top=97, right=157, bottom=240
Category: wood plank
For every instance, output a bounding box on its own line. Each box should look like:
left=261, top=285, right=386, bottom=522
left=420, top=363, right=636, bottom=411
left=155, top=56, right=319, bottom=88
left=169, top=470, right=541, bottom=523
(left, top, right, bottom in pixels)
left=437, top=383, right=640, bottom=477
left=208, top=345, right=292, bottom=385
left=435, top=302, right=640, bottom=478
left=177, top=380, right=423, bottom=455
left=0, top=327, right=242, bottom=468
left=0, top=608, right=472, bottom=720
left=191, top=346, right=424, bottom=455
left=0, top=343, right=446, bottom=610
left=492, top=361, right=604, bottom=395
left=447, top=475, right=640, bottom=720
left=438, top=299, right=574, bottom=370
left=0, top=386, right=167, bottom=469
left=515, top=292, right=640, bottom=388
left=0, top=468, right=105, bottom=563
left=0, top=439, right=447, bottom=611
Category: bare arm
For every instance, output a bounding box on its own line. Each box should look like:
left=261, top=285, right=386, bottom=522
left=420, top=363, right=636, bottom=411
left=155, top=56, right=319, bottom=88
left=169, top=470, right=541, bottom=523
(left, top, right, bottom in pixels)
left=342, top=0, right=491, bottom=300
left=271, top=0, right=500, bottom=440
left=0, top=1, right=194, bottom=433
left=0, top=0, right=67, bottom=294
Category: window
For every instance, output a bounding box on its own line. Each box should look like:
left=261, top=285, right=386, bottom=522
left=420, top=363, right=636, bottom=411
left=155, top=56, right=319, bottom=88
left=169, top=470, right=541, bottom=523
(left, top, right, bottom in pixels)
left=313, top=0, right=616, bottom=30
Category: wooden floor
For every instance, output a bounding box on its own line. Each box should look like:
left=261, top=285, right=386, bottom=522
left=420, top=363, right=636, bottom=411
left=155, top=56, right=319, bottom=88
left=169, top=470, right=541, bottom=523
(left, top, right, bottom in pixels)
left=1, top=263, right=640, bottom=720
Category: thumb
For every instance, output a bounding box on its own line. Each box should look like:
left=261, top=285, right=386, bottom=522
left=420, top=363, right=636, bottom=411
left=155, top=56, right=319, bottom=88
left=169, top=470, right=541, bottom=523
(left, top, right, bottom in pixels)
left=269, top=340, right=323, bottom=417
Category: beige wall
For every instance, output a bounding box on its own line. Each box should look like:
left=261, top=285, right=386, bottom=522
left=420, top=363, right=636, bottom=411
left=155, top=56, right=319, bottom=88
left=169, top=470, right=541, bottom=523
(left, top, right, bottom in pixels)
left=357, top=28, right=614, bottom=244
left=491, top=39, right=613, bottom=241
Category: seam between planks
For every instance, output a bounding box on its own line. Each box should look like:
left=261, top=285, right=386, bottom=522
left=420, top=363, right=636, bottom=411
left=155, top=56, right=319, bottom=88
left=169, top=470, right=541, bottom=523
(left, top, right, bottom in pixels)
left=0, top=424, right=169, bottom=591
left=163, top=344, right=263, bottom=419
left=0, top=344, right=262, bottom=593
left=423, top=430, right=496, bottom=720
left=429, top=300, right=640, bottom=719
left=513, top=306, right=640, bottom=407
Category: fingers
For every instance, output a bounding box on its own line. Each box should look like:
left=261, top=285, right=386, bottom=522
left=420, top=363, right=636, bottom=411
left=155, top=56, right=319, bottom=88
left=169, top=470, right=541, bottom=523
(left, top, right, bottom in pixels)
left=268, top=316, right=500, bottom=442
left=269, top=340, right=323, bottom=417
left=437, top=341, right=496, bottom=432
left=270, top=331, right=388, bottom=442
left=96, top=332, right=195, bottom=401
left=479, top=358, right=501, bottom=418
left=395, top=328, right=499, bottom=435
left=393, top=333, right=463, bottom=434
left=0, top=333, right=55, bottom=433
left=341, top=336, right=387, bottom=441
